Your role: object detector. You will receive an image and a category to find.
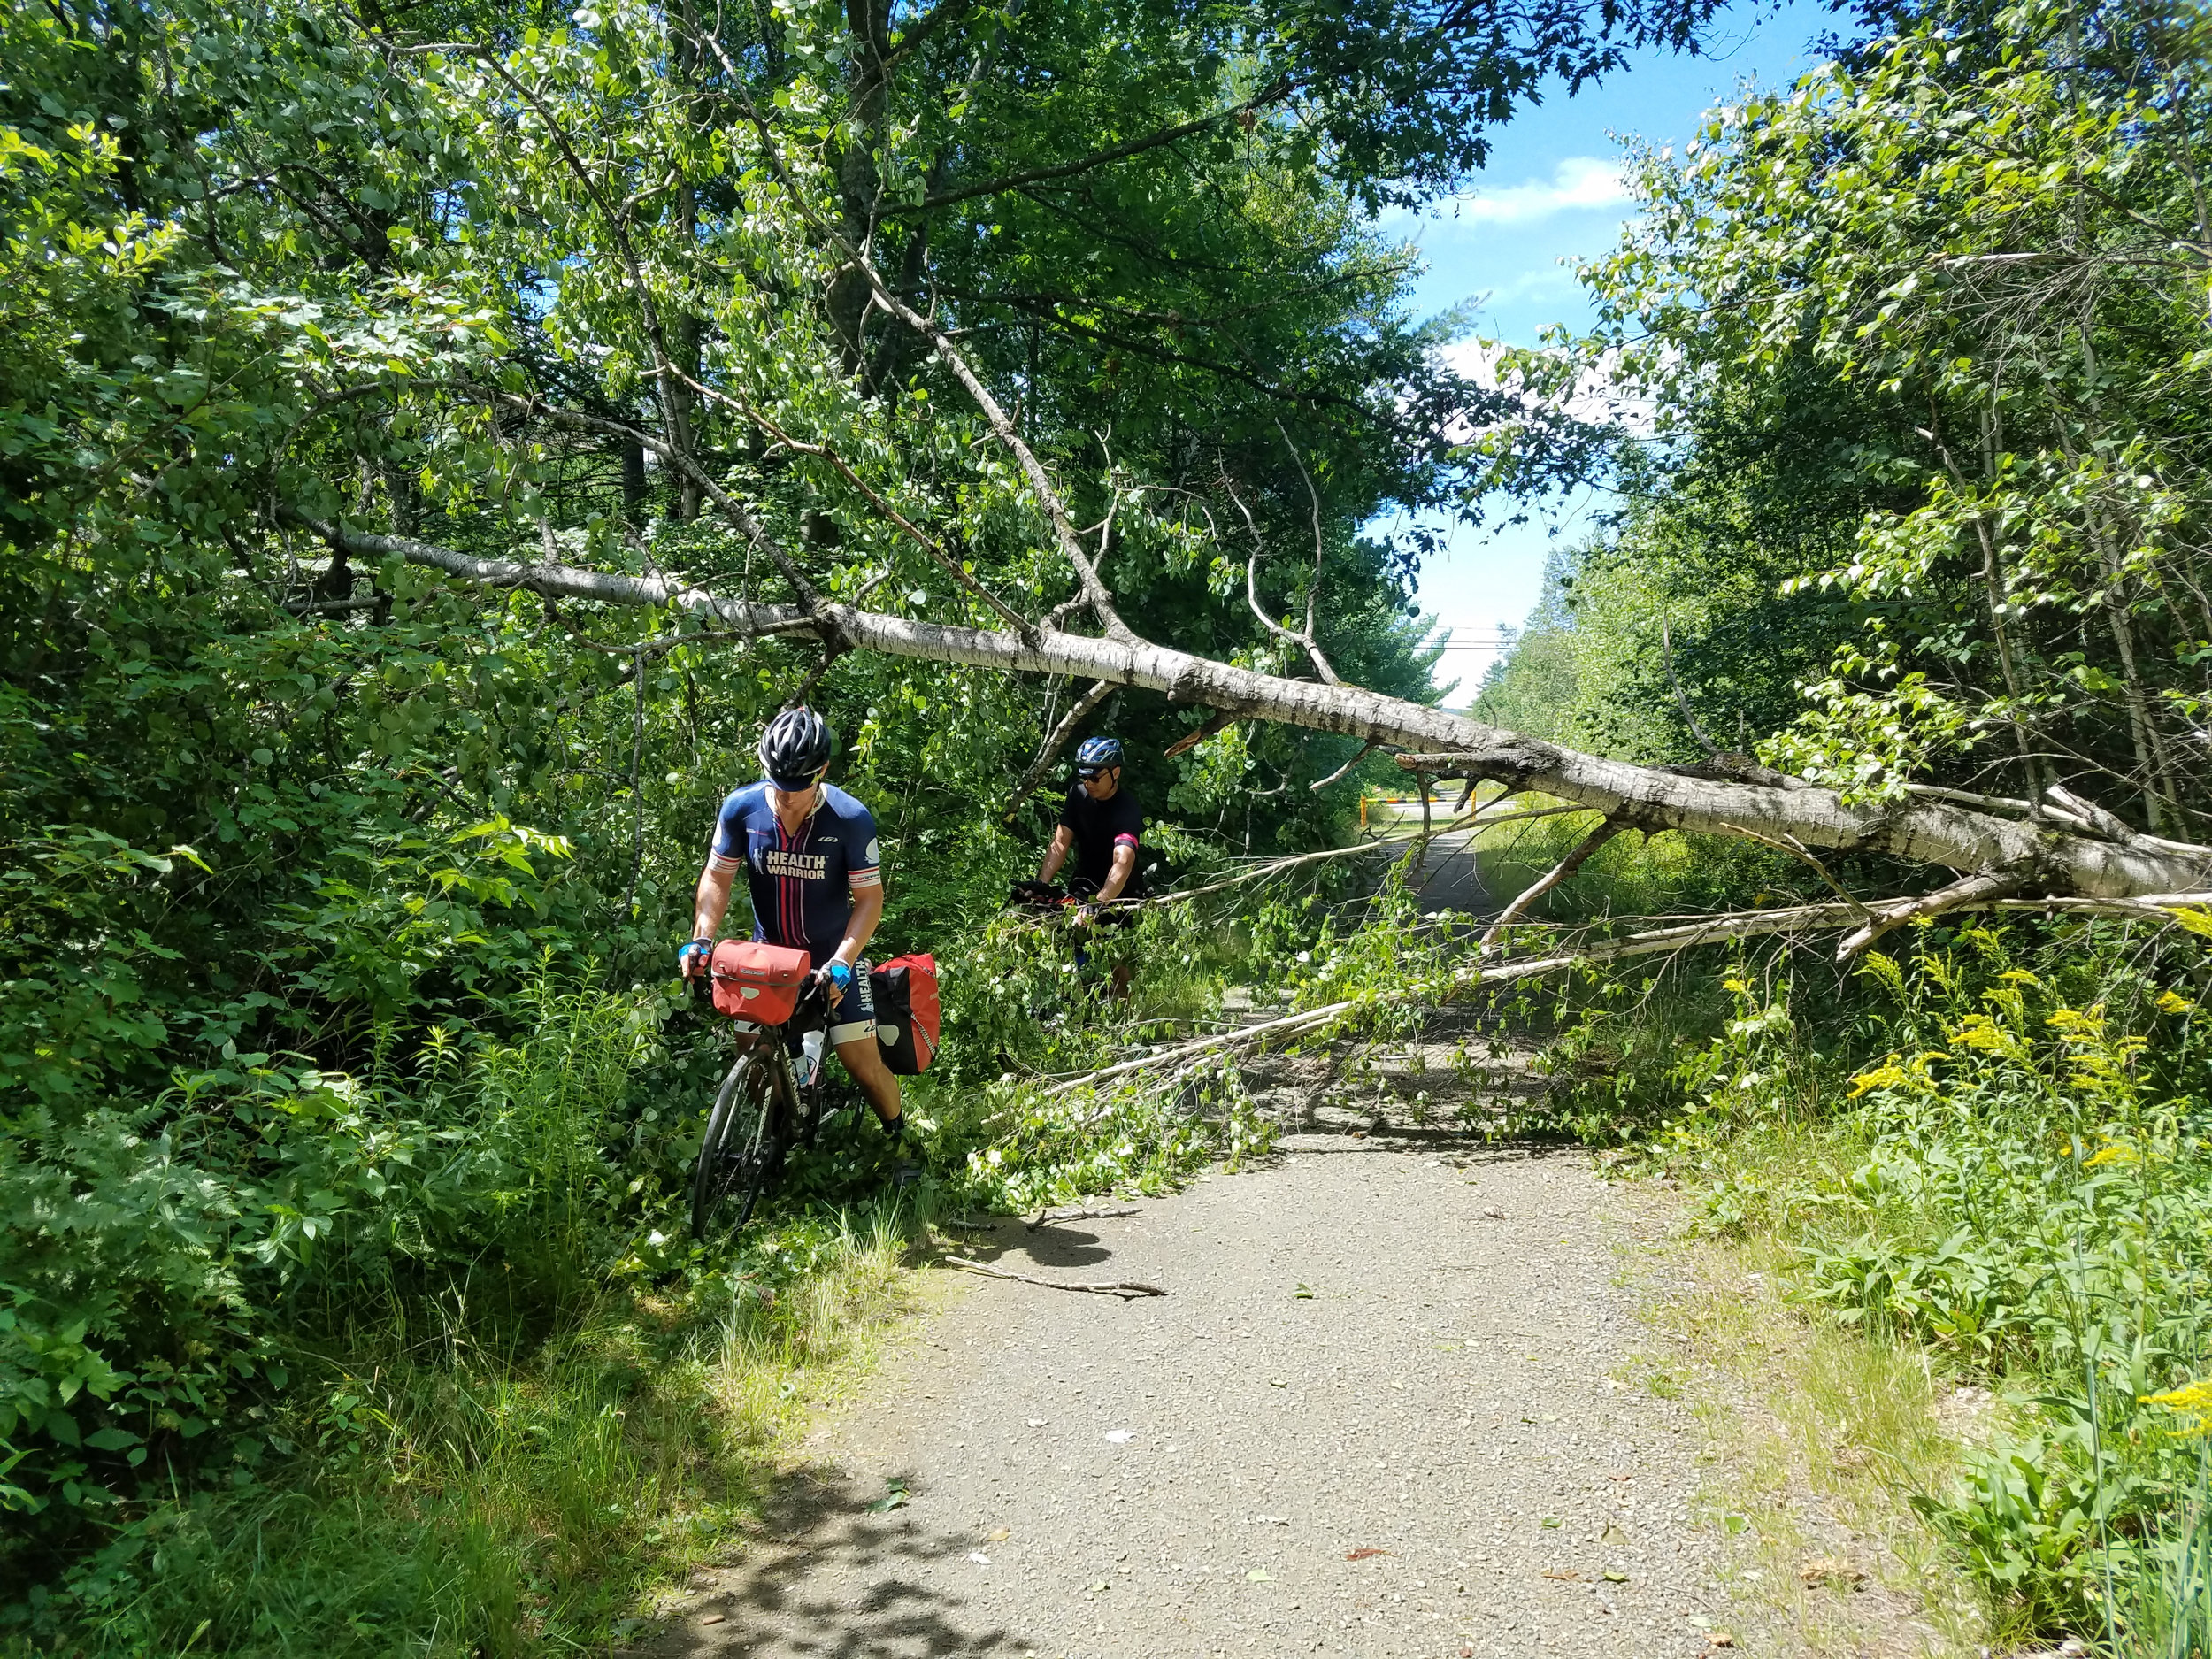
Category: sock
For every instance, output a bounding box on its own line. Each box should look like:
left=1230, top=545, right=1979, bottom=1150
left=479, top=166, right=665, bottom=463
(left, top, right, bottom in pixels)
left=879, top=1108, right=905, bottom=1140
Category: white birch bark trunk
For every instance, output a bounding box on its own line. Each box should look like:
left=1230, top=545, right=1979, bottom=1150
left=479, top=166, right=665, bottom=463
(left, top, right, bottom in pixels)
left=309, top=518, right=2212, bottom=902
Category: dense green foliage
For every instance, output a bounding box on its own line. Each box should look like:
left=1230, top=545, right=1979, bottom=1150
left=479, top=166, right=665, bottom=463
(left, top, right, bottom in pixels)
left=1484, top=0, right=2212, bottom=830
left=1, top=0, right=1761, bottom=1641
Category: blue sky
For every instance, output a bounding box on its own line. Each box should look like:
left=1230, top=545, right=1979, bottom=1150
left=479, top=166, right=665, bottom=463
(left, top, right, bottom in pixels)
left=1373, top=0, right=1837, bottom=702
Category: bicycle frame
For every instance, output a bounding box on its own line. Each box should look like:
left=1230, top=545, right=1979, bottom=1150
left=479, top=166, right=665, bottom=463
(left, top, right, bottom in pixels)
left=688, top=973, right=853, bottom=1240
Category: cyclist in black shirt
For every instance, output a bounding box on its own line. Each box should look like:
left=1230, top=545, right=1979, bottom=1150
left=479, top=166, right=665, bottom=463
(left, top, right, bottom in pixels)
left=1034, top=736, right=1142, bottom=996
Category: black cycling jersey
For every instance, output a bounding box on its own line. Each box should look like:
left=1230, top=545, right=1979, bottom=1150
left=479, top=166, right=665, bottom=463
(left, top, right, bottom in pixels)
left=1057, top=782, right=1144, bottom=895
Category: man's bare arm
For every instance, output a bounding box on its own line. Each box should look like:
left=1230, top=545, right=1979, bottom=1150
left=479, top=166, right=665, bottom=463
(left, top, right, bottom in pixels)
left=834, top=879, right=885, bottom=970
left=1097, top=841, right=1137, bottom=902
left=687, top=863, right=736, bottom=972
left=1037, top=825, right=1074, bottom=884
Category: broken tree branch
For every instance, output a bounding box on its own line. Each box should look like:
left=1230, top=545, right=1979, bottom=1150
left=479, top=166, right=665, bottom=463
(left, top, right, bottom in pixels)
left=1076, top=803, right=1591, bottom=914
left=2048, top=784, right=2146, bottom=848
left=941, top=1256, right=1165, bottom=1299
left=1164, top=710, right=1240, bottom=758
left=1480, top=819, right=1624, bottom=953
left=1002, top=679, right=1115, bottom=823
left=1041, top=890, right=2212, bottom=1097
left=1833, top=866, right=2032, bottom=962
left=1310, top=742, right=1379, bottom=791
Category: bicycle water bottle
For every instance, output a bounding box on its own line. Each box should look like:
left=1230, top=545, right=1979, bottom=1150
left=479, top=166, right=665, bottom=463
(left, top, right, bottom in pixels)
left=798, top=1027, right=826, bottom=1088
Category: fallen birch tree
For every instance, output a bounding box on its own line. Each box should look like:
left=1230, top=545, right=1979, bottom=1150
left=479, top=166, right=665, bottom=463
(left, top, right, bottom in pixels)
left=296, top=511, right=2212, bottom=909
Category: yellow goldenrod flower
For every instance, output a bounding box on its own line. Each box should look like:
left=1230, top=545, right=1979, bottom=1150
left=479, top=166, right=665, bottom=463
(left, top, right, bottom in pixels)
left=2159, top=989, right=2196, bottom=1015
left=2143, top=1379, right=2212, bottom=1434
left=1847, top=1058, right=1908, bottom=1098
left=1951, top=1014, right=2010, bottom=1051
left=1722, top=978, right=1749, bottom=995
left=2084, top=1143, right=2138, bottom=1168
left=1999, top=968, right=2042, bottom=987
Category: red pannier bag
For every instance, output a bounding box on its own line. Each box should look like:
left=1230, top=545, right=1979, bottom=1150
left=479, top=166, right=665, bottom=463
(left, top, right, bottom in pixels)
left=710, top=939, right=810, bottom=1025
left=869, top=954, right=941, bottom=1075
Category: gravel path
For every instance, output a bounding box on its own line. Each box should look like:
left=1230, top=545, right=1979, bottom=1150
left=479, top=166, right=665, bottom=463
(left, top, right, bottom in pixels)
left=655, top=1139, right=1748, bottom=1659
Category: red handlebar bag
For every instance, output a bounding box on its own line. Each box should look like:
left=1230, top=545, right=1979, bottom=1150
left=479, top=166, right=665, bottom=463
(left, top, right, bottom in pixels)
left=710, top=939, right=810, bottom=1025
left=869, top=954, right=941, bottom=1075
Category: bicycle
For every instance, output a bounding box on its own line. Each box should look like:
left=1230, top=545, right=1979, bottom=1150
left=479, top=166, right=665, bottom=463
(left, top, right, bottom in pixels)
left=688, top=970, right=849, bottom=1240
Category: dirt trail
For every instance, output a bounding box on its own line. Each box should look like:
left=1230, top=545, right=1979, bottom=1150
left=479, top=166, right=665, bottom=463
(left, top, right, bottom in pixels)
left=653, top=1138, right=1755, bottom=1659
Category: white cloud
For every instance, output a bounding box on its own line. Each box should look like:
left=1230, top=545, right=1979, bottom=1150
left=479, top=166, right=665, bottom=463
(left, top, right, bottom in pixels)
left=1455, top=157, right=1632, bottom=226
left=1439, top=337, right=1659, bottom=440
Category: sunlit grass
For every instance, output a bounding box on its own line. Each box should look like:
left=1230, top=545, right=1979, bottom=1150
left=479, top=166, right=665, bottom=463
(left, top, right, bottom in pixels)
left=1630, top=1214, right=1993, bottom=1658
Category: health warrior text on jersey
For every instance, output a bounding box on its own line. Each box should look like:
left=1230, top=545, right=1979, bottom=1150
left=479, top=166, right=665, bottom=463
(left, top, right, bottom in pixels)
left=761, top=849, right=831, bottom=879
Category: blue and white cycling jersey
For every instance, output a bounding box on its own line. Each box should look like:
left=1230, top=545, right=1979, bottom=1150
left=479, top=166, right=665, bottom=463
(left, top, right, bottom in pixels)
left=707, top=782, right=882, bottom=964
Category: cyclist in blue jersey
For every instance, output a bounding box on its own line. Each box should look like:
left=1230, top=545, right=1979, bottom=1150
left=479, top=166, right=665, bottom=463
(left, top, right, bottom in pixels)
left=679, top=709, right=905, bottom=1139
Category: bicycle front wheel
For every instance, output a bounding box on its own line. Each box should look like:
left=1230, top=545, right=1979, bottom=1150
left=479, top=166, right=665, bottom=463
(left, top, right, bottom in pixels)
left=690, top=1047, right=789, bottom=1241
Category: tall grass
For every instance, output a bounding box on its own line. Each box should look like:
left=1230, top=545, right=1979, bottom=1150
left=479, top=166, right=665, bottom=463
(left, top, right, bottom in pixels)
left=1515, top=883, right=2212, bottom=1655
left=36, top=1203, right=914, bottom=1659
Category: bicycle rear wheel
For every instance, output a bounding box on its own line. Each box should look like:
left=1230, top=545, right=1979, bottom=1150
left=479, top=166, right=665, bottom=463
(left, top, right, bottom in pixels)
left=690, top=1047, right=790, bottom=1240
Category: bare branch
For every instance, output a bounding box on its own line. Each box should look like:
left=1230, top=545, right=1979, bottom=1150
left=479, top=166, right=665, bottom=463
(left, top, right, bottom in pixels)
left=1277, top=419, right=1333, bottom=667
left=1226, top=474, right=1340, bottom=685
left=1480, top=819, right=1622, bottom=954
left=1834, top=866, right=2031, bottom=962
left=1310, top=742, right=1379, bottom=791
left=1660, top=618, right=1721, bottom=762
left=1127, top=806, right=1586, bottom=910
left=891, top=76, right=1294, bottom=211
left=1002, top=679, right=1115, bottom=823
left=941, top=1256, right=1165, bottom=1299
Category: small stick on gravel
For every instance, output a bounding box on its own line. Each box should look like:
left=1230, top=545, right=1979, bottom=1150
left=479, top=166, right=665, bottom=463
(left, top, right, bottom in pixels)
left=942, top=1256, right=1166, bottom=1299
left=1026, top=1205, right=1143, bottom=1233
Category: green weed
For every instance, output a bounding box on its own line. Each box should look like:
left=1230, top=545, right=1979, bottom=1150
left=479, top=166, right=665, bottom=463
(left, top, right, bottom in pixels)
left=1573, top=916, right=2212, bottom=1651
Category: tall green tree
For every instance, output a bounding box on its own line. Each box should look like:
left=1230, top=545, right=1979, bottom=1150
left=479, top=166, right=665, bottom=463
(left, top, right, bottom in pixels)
left=1507, top=0, right=2212, bottom=828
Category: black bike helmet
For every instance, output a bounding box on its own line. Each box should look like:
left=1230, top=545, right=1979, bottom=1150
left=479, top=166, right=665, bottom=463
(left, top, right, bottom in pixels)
left=759, top=707, right=833, bottom=788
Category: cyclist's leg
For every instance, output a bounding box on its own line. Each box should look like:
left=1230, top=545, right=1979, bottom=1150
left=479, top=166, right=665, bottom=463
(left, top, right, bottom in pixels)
left=826, top=966, right=902, bottom=1129
left=1098, top=903, right=1136, bottom=1001
left=1066, top=877, right=1100, bottom=983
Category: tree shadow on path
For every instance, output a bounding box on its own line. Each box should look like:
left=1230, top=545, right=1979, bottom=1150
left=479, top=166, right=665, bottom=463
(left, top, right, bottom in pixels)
left=643, top=1463, right=1018, bottom=1659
